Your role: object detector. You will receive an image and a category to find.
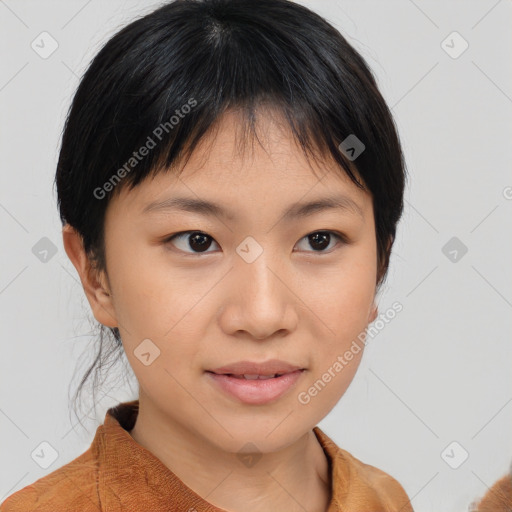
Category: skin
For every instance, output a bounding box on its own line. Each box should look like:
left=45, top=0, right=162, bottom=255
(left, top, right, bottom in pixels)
left=63, top=108, right=385, bottom=512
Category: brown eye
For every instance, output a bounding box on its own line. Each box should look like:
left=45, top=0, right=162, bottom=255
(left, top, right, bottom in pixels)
left=166, top=231, right=219, bottom=254
left=164, top=229, right=347, bottom=256
left=295, top=231, right=346, bottom=253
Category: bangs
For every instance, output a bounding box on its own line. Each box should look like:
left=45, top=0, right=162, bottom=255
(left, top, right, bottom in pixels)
left=56, top=0, right=405, bottom=283
left=92, top=10, right=369, bottom=199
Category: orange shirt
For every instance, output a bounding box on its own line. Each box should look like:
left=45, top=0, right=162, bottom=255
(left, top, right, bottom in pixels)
left=473, top=472, right=512, bottom=511
left=0, top=400, right=413, bottom=511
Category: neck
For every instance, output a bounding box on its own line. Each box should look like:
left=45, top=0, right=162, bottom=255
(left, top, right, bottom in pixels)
left=129, top=396, right=331, bottom=512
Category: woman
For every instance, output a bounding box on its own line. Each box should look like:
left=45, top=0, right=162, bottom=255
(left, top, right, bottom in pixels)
left=0, top=0, right=412, bottom=510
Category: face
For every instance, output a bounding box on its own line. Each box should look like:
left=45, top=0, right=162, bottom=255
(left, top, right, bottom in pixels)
left=73, top=109, right=379, bottom=454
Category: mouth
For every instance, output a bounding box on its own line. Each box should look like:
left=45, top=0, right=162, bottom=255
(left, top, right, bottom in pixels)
left=206, top=372, right=293, bottom=380
left=205, top=369, right=306, bottom=405
left=207, top=359, right=305, bottom=378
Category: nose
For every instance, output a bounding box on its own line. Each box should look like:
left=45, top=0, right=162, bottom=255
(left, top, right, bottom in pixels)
left=218, top=250, right=299, bottom=340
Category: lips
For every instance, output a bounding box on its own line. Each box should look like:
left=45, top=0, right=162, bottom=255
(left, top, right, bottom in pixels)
left=207, top=369, right=305, bottom=405
left=207, top=359, right=304, bottom=378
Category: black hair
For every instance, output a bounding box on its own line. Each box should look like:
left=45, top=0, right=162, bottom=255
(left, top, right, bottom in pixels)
left=55, top=0, right=408, bottom=422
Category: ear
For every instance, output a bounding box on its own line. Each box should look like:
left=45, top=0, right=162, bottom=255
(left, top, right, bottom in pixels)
left=62, top=224, right=118, bottom=328
left=368, top=302, right=378, bottom=324
left=376, top=235, right=395, bottom=287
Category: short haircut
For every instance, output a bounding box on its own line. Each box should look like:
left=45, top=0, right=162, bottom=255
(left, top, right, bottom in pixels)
left=55, top=0, right=408, bottom=416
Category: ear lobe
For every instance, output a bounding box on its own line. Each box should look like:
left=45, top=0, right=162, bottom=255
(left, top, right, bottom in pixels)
left=62, top=224, right=118, bottom=328
left=368, top=303, right=378, bottom=324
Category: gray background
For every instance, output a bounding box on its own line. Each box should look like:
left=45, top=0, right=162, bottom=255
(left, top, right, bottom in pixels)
left=1, top=1, right=511, bottom=510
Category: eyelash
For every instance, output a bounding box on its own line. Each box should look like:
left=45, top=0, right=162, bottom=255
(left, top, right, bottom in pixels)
left=163, top=230, right=349, bottom=256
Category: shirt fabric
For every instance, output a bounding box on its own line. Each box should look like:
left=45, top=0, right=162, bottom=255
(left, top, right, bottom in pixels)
left=1, top=400, right=413, bottom=512
left=473, top=471, right=512, bottom=511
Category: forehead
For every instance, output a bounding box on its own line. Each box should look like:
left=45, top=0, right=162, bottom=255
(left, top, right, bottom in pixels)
left=108, top=108, right=372, bottom=219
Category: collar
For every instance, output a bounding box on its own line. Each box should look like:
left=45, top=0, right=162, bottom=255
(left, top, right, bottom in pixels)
left=93, top=400, right=412, bottom=511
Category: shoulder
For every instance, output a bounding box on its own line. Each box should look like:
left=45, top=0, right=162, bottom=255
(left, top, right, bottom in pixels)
left=0, top=448, right=100, bottom=512
left=472, top=472, right=512, bottom=511
left=336, top=447, right=414, bottom=511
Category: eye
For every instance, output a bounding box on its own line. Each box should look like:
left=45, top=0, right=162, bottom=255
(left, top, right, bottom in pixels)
left=295, top=231, right=347, bottom=253
left=165, top=230, right=347, bottom=255
left=165, top=231, right=220, bottom=254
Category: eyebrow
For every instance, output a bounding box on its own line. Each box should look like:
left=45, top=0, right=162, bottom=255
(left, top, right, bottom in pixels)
left=142, top=194, right=364, bottom=221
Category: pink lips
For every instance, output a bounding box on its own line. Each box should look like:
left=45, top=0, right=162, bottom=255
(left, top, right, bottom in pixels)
left=206, top=369, right=305, bottom=405
left=206, top=359, right=306, bottom=405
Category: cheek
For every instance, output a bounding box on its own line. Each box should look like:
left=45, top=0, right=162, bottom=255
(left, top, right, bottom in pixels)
left=106, top=241, right=184, bottom=337
left=109, top=245, right=202, bottom=390
left=304, top=245, right=376, bottom=382
left=107, top=240, right=222, bottom=374
left=300, top=274, right=371, bottom=417
left=303, top=355, right=363, bottom=424
left=307, top=249, right=376, bottom=329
